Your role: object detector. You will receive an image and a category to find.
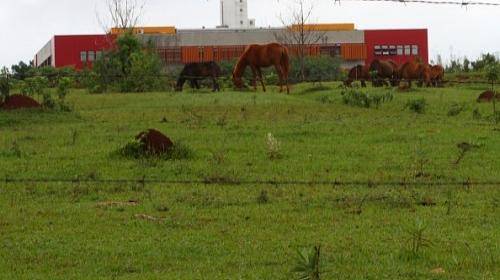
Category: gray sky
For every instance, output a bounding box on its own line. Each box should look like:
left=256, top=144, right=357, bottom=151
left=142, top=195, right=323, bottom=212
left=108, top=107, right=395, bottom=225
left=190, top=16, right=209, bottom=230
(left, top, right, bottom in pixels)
left=1, top=0, right=499, bottom=68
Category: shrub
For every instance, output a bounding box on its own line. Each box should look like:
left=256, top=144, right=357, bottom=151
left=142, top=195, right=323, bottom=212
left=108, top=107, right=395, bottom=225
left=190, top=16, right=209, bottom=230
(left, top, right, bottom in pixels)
left=485, top=63, right=499, bottom=91
left=90, top=32, right=164, bottom=93
left=0, top=67, right=10, bottom=101
left=341, top=89, right=394, bottom=109
left=290, top=55, right=342, bottom=83
left=405, top=98, right=427, bottom=114
left=448, top=102, right=466, bottom=116
left=57, top=77, right=73, bottom=100
left=21, top=76, right=49, bottom=99
left=117, top=139, right=194, bottom=160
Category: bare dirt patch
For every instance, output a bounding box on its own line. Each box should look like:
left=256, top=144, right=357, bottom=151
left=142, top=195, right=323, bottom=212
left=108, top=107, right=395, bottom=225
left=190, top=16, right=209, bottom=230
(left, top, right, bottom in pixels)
left=1, top=94, right=40, bottom=110
left=135, top=129, right=174, bottom=155
left=477, top=91, right=499, bottom=103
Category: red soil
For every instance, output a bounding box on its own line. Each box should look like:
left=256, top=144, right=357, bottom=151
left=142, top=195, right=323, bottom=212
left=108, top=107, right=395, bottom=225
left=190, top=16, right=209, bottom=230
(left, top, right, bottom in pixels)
left=135, top=129, right=174, bottom=155
left=477, top=91, right=500, bottom=103
left=0, top=94, right=40, bottom=110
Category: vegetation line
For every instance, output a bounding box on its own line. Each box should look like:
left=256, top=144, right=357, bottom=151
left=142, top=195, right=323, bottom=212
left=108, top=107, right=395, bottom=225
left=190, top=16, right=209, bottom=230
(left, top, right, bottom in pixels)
left=3, top=178, right=500, bottom=186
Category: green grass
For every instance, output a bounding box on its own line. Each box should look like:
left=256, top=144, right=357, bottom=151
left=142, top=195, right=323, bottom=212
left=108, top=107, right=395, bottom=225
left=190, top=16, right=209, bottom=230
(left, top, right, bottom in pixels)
left=0, top=83, right=499, bottom=279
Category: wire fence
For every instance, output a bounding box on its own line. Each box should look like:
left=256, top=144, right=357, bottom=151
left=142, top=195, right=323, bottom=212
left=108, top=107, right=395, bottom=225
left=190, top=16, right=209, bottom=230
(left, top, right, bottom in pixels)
left=2, top=177, right=500, bottom=187
left=337, top=0, right=500, bottom=6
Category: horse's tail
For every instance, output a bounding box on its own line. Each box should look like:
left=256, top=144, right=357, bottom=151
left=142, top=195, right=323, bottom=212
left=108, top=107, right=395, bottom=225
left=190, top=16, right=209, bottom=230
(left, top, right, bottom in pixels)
left=281, top=46, right=290, bottom=75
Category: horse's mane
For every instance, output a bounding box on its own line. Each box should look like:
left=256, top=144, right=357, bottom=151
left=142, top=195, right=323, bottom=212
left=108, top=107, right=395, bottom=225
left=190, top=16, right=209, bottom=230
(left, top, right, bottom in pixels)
left=233, top=48, right=250, bottom=78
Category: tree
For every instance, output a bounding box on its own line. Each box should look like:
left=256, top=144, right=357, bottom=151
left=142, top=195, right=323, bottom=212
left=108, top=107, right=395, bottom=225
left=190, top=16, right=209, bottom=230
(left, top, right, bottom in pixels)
left=463, top=57, right=470, bottom=72
left=0, top=67, right=11, bottom=101
left=91, top=32, right=163, bottom=93
left=274, top=0, right=325, bottom=82
left=11, top=61, right=33, bottom=80
left=98, top=0, right=146, bottom=31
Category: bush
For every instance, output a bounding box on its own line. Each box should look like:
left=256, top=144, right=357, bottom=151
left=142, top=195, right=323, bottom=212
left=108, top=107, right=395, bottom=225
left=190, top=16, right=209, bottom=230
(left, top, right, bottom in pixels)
left=90, top=32, right=164, bottom=93
left=21, top=76, right=49, bottom=98
left=448, top=102, right=466, bottom=117
left=117, top=139, right=194, bottom=160
left=290, top=55, right=342, bottom=83
left=406, top=98, right=427, bottom=114
left=341, top=89, right=394, bottom=109
left=0, top=67, right=10, bottom=102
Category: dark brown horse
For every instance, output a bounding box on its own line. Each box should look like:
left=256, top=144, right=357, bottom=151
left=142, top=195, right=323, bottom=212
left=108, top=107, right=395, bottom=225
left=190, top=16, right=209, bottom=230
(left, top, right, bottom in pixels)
left=430, top=65, right=445, bottom=87
left=369, top=59, right=399, bottom=87
left=344, top=65, right=369, bottom=87
left=233, top=43, right=290, bottom=94
left=176, top=62, right=221, bottom=92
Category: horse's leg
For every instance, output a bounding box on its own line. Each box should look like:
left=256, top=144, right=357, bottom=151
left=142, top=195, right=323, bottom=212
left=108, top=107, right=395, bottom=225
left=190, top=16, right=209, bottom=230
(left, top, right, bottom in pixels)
left=274, top=64, right=284, bottom=93
left=256, top=68, right=266, bottom=92
left=250, top=67, right=258, bottom=91
left=211, top=75, right=219, bottom=92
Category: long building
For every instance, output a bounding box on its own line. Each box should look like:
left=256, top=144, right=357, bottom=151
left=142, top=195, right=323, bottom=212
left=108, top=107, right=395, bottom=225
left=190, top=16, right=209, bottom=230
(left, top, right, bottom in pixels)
left=34, top=25, right=428, bottom=70
left=34, top=1, right=428, bottom=70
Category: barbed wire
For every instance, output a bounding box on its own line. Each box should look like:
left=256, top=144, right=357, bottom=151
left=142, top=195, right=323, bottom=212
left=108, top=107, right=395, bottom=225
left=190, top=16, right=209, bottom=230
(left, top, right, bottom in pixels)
left=6, top=72, right=497, bottom=86
left=336, top=0, right=500, bottom=6
left=2, top=177, right=499, bottom=186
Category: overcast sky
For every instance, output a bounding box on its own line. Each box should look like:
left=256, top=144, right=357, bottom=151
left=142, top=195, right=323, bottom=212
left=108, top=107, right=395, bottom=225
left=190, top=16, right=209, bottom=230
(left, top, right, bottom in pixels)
left=0, top=0, right=499, bottom=68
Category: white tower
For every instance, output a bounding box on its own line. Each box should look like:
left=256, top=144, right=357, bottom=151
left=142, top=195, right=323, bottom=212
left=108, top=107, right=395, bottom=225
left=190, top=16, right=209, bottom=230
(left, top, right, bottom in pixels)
left=218, top=0, right=255, bottom=29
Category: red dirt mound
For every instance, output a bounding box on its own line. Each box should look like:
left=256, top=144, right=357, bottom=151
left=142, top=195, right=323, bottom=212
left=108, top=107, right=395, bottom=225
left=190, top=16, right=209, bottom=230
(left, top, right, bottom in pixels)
left=135, top=129, right=174, bottom=155
left=477, top=91, right=500, bottom=103
left=0, top=94, right=41, bottom=110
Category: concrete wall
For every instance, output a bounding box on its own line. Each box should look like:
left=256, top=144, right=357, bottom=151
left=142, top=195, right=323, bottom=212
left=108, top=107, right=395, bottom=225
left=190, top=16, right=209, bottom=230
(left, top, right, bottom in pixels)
left=139, top=28, right=364, bottom=47
left=35, top=38, right=54, bottom=67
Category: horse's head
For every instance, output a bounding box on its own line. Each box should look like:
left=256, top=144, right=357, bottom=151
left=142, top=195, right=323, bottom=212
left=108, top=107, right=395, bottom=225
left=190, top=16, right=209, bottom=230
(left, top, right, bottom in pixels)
left=232, top=73, right=244, bottom=89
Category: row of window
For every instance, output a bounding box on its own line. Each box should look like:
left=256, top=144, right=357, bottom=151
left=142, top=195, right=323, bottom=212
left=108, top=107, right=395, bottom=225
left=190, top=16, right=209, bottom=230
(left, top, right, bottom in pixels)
left=374, top=45, right=419, bottom=56
left=80, top=51, right=103, bottom=62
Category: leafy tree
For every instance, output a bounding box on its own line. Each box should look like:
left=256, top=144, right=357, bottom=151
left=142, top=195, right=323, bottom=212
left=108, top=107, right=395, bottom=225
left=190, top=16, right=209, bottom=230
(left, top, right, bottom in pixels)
left=463, top=57, right=470, bottom=72
left=90, top=32, right=163, bottom=93
left=471, top=53, right=498, bottom=71
left=11, top=61, right=33, bottom=80
left=485, top=63, right=499, bottom=91
left=0, top=67, right=11, bottom=101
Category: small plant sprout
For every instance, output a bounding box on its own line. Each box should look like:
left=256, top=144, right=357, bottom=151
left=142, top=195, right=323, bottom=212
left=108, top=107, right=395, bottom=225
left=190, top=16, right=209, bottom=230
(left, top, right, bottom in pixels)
left=266, top=133, right=282, bottom=160
left=292, top=245, right=322, bottom=280
left=257, top=190, right=269, bottom=204
left=405, top=218, right=431, bottom=256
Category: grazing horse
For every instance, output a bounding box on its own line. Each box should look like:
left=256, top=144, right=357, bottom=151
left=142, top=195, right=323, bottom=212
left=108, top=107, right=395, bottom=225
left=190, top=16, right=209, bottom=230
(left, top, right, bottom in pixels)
left=344, top=65, right=369, bottom=87
left=399, top=61, right=431, bottom=88
left=430, top=65, right=445, bottom=87
left=232, top=43, right=290, bottom=94
left=369, top=59, right=399, bottom=87
left=176, top=62, right=221, bottom=92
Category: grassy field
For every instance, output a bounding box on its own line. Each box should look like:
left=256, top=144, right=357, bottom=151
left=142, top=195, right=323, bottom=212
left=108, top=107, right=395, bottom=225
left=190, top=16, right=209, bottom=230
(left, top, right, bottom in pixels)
left=0, top=83, right=499, bottom=279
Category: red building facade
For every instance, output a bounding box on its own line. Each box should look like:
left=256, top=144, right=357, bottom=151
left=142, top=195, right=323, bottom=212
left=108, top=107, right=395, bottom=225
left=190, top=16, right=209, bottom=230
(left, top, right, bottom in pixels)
left=35, top=35, right=115, bottom=70
left=35, top=28, right=429, bottom=70
left=364, top=29, right=429, bottom=65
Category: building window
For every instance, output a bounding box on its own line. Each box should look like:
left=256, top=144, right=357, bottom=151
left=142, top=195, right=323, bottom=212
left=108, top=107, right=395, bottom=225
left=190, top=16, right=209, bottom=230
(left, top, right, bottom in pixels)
left=404, top=45, right=411, bottom=56
left=240, top=20, right=244, bottom=25
left=240, top=9, right=243, bottom=12
left=88, top=51, right=95, bottom=62
left=412, top=45, right=419, bottom=55
left=80, top=51, right=87, bottom=62
left=397, top=45, right=403, bottom=55
left=96, top=51, right=103, bottom=60
left=381, top=45, right=389, bottom=56
left=389, top=45, right=397, bottom=56
left=374, top=45, right=382, bottom=56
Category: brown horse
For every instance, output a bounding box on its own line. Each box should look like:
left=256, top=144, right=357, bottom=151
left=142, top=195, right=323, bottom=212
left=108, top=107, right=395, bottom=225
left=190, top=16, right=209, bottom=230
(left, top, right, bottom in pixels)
left=232, top=43, right=290, bottom=94
left=369, top=59, right=399, bottom=87
left=399, top=61, right=431, bottom=88
left=430, top=65, right=445, bottom=87
left=344, top=65, right=369, bottom=87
